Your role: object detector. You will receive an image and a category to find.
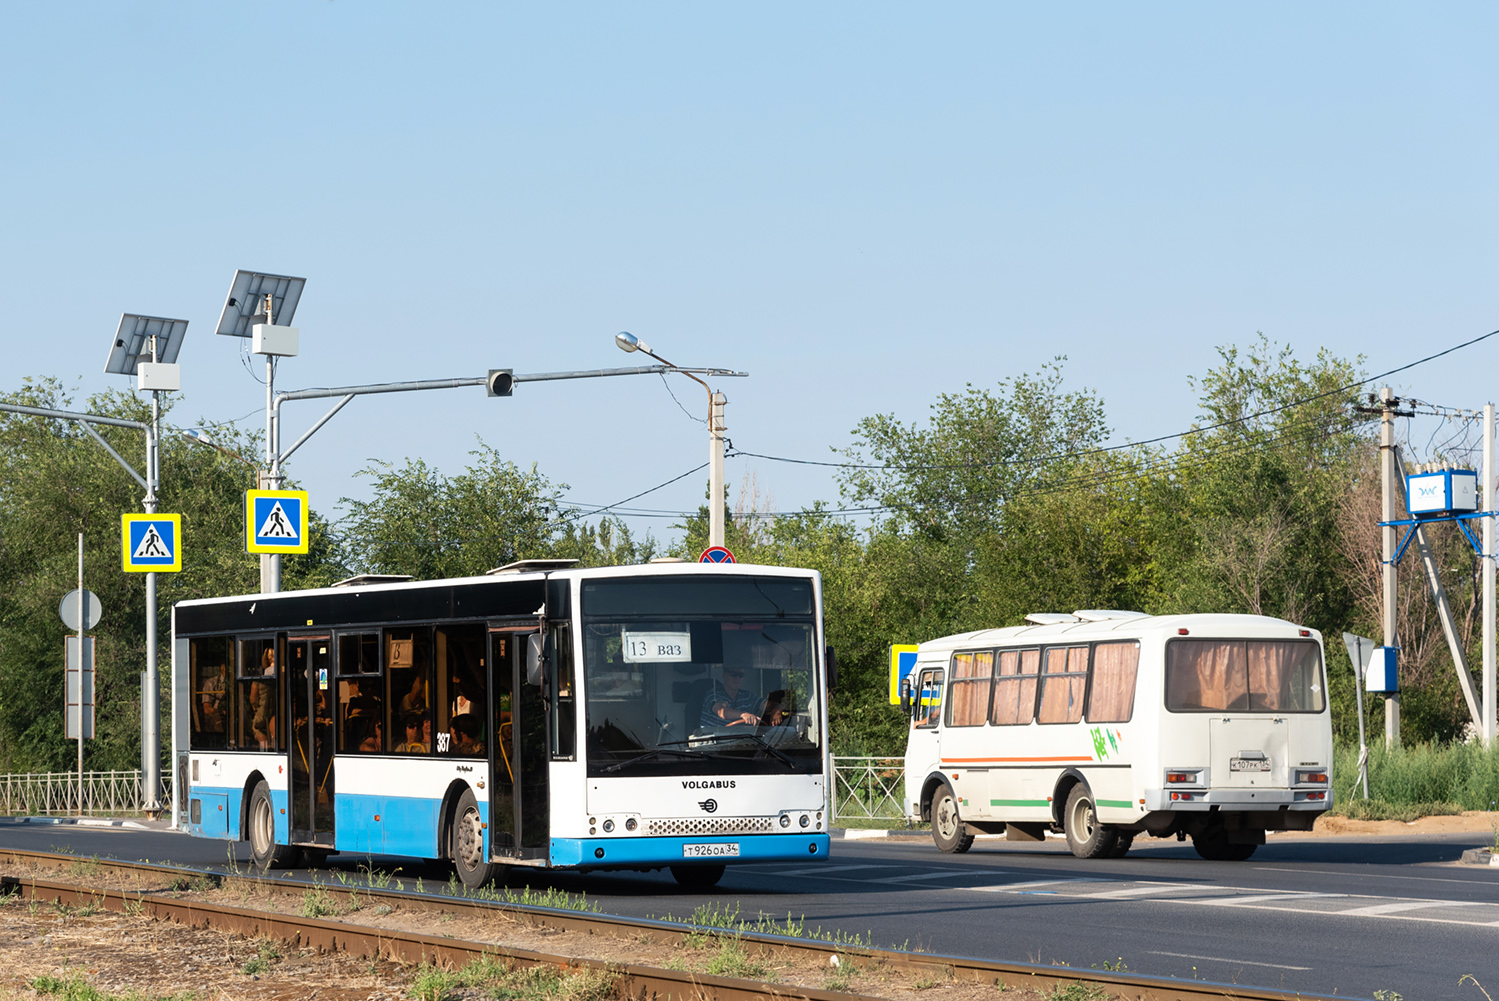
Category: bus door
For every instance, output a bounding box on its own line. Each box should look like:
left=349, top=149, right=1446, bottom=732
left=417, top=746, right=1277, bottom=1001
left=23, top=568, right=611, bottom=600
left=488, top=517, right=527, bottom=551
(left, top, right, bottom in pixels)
left=908, top=665, right=945, bottom=773
left=287, top=636, right=335, bottom=846
left=489, top=623, right=547, bottom=860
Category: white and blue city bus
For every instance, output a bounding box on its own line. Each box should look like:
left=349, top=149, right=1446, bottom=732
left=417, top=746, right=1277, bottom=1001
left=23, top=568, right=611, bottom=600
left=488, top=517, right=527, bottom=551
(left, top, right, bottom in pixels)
left=172, top=560, right=831, bottom=888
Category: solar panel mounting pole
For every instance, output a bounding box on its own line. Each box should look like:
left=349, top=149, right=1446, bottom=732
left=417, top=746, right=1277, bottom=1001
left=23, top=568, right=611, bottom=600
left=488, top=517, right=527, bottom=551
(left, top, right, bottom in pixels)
left=141, top=334, right=162, bottom=814
left=263, top=293, right=281, bottom=594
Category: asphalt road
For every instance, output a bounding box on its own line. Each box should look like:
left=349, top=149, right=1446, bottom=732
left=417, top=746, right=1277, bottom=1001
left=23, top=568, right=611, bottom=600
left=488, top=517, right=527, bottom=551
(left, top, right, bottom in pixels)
left=2, top=822, right=1493, bottom=1001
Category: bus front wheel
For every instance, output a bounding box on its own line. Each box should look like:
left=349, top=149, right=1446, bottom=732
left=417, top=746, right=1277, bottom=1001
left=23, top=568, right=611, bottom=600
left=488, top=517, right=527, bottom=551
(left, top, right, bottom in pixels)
left=1063, top=785, right=1118, bottom=859
left=248, top=780, right=298, bottom=871
left=449, top=789, right=500, bottom=890
left=931, top=786, right=975, bottom=854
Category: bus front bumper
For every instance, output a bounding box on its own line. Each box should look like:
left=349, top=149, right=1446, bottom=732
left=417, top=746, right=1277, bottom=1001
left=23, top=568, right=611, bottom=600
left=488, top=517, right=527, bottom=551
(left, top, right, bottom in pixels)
left=549, top=832, right=830, bottom=869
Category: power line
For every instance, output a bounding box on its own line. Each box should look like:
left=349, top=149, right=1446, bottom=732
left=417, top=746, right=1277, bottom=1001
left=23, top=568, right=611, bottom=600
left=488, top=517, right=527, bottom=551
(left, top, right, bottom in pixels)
left=727, top=325, right=1499, bottom=474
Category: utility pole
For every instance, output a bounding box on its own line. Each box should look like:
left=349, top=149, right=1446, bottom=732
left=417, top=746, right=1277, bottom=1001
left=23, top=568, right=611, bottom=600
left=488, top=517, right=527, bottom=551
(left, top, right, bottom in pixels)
left=1380, top=386, right=1401, bottom=748
left=710, top=391, right=727, bottom=549
left=1485, top=403, right=1496, bottom=745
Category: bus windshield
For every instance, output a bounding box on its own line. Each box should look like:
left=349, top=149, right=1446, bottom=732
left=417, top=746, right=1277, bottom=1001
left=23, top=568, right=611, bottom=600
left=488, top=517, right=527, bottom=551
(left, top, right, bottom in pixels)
left=580, top=576, right=821, bottom=777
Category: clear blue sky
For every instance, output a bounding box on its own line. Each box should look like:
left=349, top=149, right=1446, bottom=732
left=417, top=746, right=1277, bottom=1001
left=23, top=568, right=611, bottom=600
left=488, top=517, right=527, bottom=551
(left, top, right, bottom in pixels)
left=5, top=3, right=1496, bottom=548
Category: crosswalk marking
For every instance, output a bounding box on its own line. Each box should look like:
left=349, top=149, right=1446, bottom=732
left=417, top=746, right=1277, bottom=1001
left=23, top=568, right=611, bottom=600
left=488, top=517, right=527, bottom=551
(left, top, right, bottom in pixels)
left=1094, top=882, right=1213, bottom=898
left=1337, top=900, right=1481, bottom=917
left=1193, top=892, right=1333, bottom=907
left=884, top=869, right=1013, bottom=883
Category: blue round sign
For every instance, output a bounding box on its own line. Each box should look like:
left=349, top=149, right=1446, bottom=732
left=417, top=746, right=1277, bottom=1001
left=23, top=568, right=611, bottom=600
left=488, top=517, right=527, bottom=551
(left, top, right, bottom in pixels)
left=699, top=546, right=736, bottom=564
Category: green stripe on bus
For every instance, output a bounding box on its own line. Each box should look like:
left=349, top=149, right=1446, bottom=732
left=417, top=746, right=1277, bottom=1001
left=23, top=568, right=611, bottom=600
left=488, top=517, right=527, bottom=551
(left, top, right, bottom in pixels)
left=990, top=799, right=1050, bottom=807
left=1096, top=799, right=1132, bottom=808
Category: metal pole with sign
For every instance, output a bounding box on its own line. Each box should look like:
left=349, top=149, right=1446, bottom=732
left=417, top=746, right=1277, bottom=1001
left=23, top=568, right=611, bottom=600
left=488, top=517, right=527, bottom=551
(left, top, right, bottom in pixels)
left=1341, top=632, right=1373, bottom=800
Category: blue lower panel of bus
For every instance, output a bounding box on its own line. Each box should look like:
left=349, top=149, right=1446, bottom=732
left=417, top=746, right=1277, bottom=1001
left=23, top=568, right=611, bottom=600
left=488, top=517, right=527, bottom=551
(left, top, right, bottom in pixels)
left=549, top=833, right=831, bottom=869
left=335, top=793, right=446, bottom=858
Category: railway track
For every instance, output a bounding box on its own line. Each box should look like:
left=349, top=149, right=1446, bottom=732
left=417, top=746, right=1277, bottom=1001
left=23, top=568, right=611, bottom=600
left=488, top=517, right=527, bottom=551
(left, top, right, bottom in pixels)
left=0, top=848, right=1347, bottom=1001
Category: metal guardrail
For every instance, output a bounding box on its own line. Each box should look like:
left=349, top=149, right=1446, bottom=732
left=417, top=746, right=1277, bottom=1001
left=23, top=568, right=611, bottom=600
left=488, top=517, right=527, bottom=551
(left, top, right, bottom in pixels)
left=831, top=756, right=907, bottom=822
left=0, top=762, right=894, bottom=823
left=0, top=770, right=169, bottom=816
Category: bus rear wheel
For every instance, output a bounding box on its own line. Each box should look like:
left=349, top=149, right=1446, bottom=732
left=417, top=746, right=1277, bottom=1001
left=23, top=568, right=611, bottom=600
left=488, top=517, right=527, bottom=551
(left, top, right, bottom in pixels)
left=449, top=789, right=499, bottom=890
left=247, top=780, right=299, bottom=871
left=1063, top=785, right=1118, bottom=859
left=1192, top=829, right=1257, bottom=861
left=931, top=786, right=975, bottom=854
left=670, top=864, right=725, bottom=889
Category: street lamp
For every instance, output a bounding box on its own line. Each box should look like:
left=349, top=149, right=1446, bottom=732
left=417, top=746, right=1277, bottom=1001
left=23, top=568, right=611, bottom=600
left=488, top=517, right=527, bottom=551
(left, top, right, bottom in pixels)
left=103, top=312, right=189, bottom=817
left=615, top=332, right=728, bottom=549
left=215, top=269, right=307, bottom=594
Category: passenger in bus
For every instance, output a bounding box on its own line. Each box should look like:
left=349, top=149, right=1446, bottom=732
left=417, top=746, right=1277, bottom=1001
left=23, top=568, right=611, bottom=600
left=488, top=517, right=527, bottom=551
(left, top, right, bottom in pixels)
left=350, top=714, right=383, bottom=753
left=397, top=711, right=429, bottom=753
left=399, top=674, right=427, bottom=716
left=343, top=678, right=381, bottom=719
left=701, top=667, right=761, bottom=727
left=449, top=713, right=484, bottom=755
left=260, top=646, right=277, bottom=676
left=200, top=664, right=226, bottom=733
left=250, top=681, right=276, bottom=749
left=451, top=678, right=476, bottom=717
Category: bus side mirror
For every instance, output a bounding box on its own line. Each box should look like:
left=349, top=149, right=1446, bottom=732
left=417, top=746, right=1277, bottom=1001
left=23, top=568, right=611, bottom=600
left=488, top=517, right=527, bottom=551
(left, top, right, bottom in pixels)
left=825, top=645, right=838, bottom=692
left=526, top=634, right=544, bottom=686
left=899, top=679, right=912, bottom=716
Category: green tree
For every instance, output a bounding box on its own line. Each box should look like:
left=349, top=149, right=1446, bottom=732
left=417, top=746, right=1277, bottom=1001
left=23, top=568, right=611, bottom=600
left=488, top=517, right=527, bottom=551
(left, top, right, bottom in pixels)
left=0, top=379, right=337, bottom=772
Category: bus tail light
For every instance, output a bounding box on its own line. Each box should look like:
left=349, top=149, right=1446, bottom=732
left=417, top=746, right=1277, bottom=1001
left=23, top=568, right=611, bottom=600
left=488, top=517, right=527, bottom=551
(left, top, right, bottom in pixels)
left=1165, top=770, right=1202, bottom=785
left=1296, top=769, right=1328, bottom=785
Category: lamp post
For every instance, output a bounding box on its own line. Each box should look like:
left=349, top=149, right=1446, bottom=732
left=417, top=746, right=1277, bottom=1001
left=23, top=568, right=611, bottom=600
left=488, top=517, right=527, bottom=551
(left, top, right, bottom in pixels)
left=103, top=313, right=188, bottom=816
left=615, top=332, right=728, bottom=549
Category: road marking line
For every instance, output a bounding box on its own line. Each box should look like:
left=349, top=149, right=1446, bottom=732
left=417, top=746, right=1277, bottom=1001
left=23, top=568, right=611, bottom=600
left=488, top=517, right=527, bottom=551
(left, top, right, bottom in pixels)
left=1336, top=900, right=1484, bottom=916
left=1091, top=883, right=1216, bottom=898
left=778, top=864, right=883, bottom=875
left=1256, top=866, right=1499, bottom=885
left=1193, top=892, right=1333, bottom=906
left=1149, top=950, right=1311, bottom=971
left=884, top=869, right=1012, bottom=883
left=969, top=879, right=1099, bottom=893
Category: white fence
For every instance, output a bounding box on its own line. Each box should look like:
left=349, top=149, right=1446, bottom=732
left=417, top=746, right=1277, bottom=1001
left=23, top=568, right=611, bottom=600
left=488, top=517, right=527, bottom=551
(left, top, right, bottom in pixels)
left=2, top=762, right=901, bottom=824
left=0, top=770, right=170, bottom=817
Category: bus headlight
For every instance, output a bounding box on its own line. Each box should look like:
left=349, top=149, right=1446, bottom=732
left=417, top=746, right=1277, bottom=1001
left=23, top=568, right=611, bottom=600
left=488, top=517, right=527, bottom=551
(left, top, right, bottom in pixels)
left=779, top=815, right=791, bottom=828
left=799, top=814, right=810, bottom=828
left=602, top=819, right=615, bottom=833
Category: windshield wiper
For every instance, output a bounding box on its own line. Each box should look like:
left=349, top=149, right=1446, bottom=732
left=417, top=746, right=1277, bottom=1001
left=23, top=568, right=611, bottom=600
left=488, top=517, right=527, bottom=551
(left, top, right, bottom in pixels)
left=677, top=730, right=799, bottom=769
left=599, top=746, right=699, bottom=773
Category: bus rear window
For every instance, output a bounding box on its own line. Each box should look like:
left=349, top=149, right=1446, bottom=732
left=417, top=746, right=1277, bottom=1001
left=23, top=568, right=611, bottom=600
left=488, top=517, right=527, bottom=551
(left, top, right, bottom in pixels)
left=1165, top=639, right=1324, bottom=713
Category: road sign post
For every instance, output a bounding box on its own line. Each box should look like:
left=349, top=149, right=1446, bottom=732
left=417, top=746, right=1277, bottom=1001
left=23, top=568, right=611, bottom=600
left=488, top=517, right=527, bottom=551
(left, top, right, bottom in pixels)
left=888, top=644, right=919, bottom=706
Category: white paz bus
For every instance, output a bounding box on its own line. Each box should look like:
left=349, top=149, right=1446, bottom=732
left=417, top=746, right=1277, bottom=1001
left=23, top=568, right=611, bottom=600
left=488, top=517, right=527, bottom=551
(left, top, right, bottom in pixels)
left=901, top=610, right=1332, bottom=861
left=172, top=561, right=832, bottom=889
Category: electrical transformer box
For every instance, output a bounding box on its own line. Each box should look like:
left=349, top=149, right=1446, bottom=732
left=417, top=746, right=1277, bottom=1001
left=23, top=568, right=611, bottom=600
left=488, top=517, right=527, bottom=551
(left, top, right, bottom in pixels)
left=1406, top=469, right=1479, bottom=517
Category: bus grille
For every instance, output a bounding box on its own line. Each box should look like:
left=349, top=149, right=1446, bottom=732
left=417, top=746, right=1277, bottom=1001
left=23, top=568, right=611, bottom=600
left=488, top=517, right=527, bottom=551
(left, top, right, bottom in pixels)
left=647, top=816, right=774, bottom=836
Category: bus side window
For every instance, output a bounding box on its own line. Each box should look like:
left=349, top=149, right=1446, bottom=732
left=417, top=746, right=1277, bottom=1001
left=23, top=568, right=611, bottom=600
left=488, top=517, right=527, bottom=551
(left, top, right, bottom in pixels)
left=237, top=637, right=282, bottom=751
left=1038, top=646, right=1088, bottom=724
left=190, top=636, right=231, bottom=750
left=914, top=668, right=944, bottom=728
left=1086, top=642, right=1140, bottom=722
left=947, top=651, right=993, bottom=727
left=990, top=649, right=1040, bottom=725
left=337, top=631, right=388, bottom=753
left=436, top=624, right=486, bottom=757
left=550, top=621, right=576, bottom=759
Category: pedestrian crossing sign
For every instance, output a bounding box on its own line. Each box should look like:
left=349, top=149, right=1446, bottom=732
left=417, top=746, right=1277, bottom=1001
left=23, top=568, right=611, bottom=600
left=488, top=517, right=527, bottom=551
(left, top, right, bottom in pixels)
left=246, top=489, right=310, bottom=554
left=122, top=514, right=182, bottom=572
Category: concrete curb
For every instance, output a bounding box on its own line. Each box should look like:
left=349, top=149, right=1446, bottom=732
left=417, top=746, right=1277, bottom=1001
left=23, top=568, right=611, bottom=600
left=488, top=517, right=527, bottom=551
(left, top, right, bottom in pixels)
left=1460, top=847, right=1499, bottom=866
left=0, top=816, right=160, bottom=831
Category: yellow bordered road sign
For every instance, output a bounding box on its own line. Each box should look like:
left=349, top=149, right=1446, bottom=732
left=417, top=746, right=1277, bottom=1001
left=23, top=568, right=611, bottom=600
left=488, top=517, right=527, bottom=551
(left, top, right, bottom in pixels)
left=888, top=643, right=919, bottom=705
left=122, top=513, right=182, bottom=572
left=246, top=489, right=310, bottom=554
